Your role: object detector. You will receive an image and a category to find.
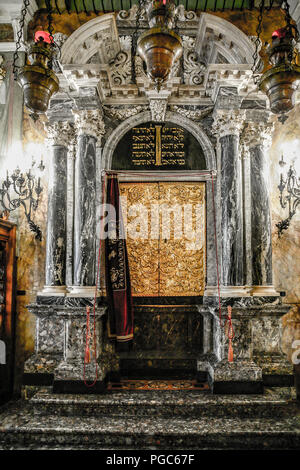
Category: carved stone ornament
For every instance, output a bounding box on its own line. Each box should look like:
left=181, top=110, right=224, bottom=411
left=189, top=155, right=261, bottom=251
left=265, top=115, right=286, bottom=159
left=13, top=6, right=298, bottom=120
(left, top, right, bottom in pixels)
left=212, top=109, right=246, bottom=138
left=53, top=33, right=68, bottom=49
left=149, top=98, right=168, bottom=122
left=181, top=36, right=206, bottom=86
left=103, top=105, right=147, bottom=121
left=45, top=121, right=75, bottom=147
left=175, top=5, right=198, bottom=22
left=73, top=109, right=105, bottom=143
left=0, top=56, right=6, bottom=84
left=117, top=5, right=147, bottom=24
left=110, top=36, right=132, bottom=86
left=170, top=105, right=213, bottom=121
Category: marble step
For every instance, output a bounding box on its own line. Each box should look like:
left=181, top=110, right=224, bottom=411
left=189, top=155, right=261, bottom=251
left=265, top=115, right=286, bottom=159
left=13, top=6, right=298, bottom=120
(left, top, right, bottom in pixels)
left=28, top=387, right=298, bottom=419
left=0, top=400, right=300, bottom=450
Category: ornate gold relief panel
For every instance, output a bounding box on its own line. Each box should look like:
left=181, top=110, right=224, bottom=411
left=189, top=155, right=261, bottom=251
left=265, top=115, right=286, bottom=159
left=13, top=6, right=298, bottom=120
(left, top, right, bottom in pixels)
left=119, top=183, right=159, bottom=296
left=119, top=182, right=206, bottom=296
left=159, top=182, right=206, bottom=296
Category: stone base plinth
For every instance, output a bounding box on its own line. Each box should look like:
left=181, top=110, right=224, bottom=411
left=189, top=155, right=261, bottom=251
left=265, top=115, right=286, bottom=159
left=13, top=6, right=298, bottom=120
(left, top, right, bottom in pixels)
left=198, top=298, right=292, bottom=392
left=208, top=359, right=263, bottom=394
left=251, top=286, right=280, bottom=297
left=23, top=302, right=117, bottom=393
left=23, top=353, right=62, bottom=383
left=254, top=354, right=294, bottom=386
left=53, top=360, right=107, bottom=393
left=38, top=286, right=67, bottom=296
left=204, top=286, right=251, bottom=297
left=67, top=286, right=100, bottom=297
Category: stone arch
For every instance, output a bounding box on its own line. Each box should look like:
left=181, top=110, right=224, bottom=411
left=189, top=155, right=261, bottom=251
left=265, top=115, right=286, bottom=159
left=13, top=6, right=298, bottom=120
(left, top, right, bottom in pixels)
left=102, top=111, right=216, bottom=170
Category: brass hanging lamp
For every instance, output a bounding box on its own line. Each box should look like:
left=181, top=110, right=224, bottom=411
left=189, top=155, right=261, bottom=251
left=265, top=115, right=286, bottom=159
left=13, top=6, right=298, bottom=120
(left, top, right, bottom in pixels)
left=259, top=26, right=300, bottom=116
left=13, top=0, right=59, bottom=120
left=137, top=0, right=183, bottom=91
left=253, top=0, right=300, bottom=119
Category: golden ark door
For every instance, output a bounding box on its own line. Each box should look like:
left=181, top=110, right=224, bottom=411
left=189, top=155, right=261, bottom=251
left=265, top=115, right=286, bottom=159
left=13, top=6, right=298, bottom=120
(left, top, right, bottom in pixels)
left=119, top=182, right=206, bottom=297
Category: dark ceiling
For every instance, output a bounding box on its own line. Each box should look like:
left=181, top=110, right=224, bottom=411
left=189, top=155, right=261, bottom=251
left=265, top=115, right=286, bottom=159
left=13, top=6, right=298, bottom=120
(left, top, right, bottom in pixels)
left=36, top=0, right=282, bottom=15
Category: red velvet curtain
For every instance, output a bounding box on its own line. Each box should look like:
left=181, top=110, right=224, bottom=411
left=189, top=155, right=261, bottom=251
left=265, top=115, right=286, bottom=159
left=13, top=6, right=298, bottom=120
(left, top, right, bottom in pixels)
left=105, top=175, right=134, bottom=342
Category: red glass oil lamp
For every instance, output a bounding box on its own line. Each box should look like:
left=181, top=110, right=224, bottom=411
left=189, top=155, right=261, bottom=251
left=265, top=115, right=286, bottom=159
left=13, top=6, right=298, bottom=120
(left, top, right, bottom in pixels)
left=17, top=30, right=59, bottom=119
left=259, top=26, right=300, bottom=115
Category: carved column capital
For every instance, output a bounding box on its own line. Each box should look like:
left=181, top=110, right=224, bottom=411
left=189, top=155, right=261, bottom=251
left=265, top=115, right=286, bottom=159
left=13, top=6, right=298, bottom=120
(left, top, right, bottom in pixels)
left=73, top=109, right=105, bottom=145
left=212, top=109, right=246, bottom=138
left=45, top=121, right=75, bottom=147
left=241, top=120, right=274, bottom=152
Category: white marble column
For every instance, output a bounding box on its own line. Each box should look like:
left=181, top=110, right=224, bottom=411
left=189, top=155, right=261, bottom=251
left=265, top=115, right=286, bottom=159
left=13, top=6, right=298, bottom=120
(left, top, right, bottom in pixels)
left=40, top=121, right=74, bottom=296
left=66, top=137, right=76, bottom=288
left=68, top=110, right=105, bottom=297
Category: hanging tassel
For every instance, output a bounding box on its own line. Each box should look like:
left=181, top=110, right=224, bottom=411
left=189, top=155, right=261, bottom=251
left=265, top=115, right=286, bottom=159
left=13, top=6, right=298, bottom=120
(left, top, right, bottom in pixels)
left=85, top=306, right=91, bottom=364
left=226, top=306, right=235, bottom=363
left=228, top=338, right=234, bottom=363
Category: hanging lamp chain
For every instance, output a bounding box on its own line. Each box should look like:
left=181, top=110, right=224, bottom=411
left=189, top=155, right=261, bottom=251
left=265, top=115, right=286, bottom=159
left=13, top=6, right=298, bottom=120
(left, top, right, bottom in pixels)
left=282, top=0, right=299, bottom=65
left=282, top=0, right=299, bottom=41
left=173, top=3, right=185, bottom=84
left=252, top=0, right=265, bottom=83
left=13, top=0, right=30, bottom=79
left=45, top=0, right=55, bottom=71
left=131, top=0, right=144, bottom=84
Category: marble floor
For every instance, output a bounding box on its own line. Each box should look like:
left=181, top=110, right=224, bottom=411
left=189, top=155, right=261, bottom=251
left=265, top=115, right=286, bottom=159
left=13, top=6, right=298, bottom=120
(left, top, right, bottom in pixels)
left=0, top=387, right=299, bottom=450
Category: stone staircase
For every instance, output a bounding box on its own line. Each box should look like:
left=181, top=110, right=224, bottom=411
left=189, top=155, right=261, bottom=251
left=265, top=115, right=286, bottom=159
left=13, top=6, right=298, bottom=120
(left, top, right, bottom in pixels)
left=0, top=387, right=300, bottom=450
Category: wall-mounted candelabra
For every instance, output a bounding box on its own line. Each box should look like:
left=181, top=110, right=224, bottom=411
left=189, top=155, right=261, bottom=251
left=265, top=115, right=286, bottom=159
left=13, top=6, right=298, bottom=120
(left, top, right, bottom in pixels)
left=276, top=154, right=300, bottom=237
left=0, top=161, right=45, bottom=241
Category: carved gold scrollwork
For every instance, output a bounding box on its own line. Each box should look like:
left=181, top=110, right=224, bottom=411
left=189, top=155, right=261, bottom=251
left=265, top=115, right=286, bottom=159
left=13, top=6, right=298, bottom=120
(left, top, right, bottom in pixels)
left=120, top=183, right=159, bottom=296
left=119, top=182, right=206, bottom=297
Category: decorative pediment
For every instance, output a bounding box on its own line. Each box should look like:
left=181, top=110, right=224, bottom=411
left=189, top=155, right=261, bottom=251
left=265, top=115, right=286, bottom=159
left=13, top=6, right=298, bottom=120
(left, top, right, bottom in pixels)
left=195, top=13, right=256, bottom=66
left=60, top=13, right=120, bottom=65
left=52, top=8, right=263, bottom=114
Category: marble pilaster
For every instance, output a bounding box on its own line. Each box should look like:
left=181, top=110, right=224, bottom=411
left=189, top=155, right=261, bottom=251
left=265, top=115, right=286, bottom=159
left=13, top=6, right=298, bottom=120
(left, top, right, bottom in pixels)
left=212, top=110, right=246, bottom=293
left=40, top=121, right=74, bottom=296
left=242, top=117, right=278, bottom=297
left=69, top=110, right=105, bottom=296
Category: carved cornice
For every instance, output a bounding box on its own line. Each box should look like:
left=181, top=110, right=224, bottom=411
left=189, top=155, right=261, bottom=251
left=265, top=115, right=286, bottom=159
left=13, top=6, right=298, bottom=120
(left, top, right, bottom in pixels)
left=212, top=109, right=246, bottom=138
left=73, top=109, right=105, bottom=143
left=45, top=121, right=75, bottom=147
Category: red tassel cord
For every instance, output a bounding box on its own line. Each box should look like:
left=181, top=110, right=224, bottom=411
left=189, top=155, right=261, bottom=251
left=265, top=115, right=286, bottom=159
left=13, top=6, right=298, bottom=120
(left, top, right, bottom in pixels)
left=225, top=306, right=235, bottom=363
left=85, top=306, right=91, bottom=364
